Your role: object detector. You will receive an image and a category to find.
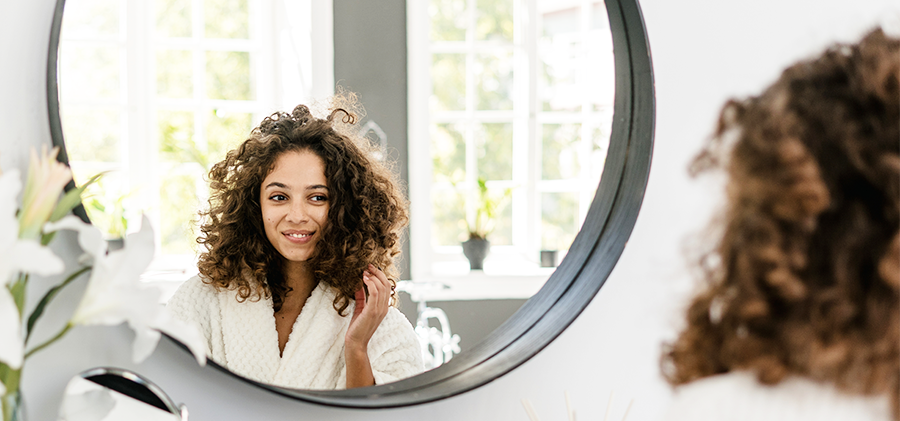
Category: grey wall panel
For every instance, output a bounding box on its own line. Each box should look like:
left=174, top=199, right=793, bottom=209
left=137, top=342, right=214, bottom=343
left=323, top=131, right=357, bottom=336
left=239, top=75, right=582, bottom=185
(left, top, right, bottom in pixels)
left=333, top=0, right=411, bottom=279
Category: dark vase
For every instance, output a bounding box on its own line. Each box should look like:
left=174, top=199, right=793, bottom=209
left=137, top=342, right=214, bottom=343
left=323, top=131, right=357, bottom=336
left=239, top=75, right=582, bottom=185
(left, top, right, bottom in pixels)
left=462, top=238, right=490, bottom=270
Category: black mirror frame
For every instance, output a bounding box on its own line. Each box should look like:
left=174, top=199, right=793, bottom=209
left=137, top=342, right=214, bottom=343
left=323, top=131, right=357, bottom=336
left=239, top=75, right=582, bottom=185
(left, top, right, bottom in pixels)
left=47, top=0, right=654, bottom=409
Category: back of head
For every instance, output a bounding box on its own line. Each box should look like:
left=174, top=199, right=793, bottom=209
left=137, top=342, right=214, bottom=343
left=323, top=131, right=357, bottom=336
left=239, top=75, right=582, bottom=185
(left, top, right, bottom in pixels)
left=663, top=28, right=899, bottom=417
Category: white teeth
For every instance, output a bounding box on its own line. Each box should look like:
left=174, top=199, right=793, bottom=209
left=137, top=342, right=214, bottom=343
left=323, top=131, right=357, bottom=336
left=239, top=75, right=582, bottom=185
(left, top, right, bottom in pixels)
left=287, top=233, right=310, bottom=238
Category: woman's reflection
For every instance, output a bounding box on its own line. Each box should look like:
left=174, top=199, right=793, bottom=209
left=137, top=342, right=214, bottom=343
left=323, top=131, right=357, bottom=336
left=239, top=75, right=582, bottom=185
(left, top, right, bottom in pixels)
left=166, top=95, right=424, bottom=389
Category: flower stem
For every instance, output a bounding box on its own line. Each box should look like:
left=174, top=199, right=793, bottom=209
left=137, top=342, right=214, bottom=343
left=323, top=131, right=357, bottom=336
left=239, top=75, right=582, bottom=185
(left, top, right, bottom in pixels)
left=24, top=322, right=72, bottom=360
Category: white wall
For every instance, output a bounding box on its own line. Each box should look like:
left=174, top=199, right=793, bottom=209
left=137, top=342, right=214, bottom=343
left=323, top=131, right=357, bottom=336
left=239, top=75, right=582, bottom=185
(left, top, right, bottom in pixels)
left=3, top=1, right=897, bottom=420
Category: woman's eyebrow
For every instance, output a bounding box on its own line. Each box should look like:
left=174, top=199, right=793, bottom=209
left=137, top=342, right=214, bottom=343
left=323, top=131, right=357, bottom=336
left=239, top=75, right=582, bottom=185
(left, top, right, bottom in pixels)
left=264, top=181, right=289, bottom=190
left=307, top=184, right=329, bottom=191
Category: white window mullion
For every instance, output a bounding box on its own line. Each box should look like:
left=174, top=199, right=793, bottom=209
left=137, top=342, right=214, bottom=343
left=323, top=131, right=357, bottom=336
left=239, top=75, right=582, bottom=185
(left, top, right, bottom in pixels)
left=119, top=0, right=130, bottom=172
left=525, top=0, right=540, bottom=258
left=578, top=0, right=594, bottom=223
left=511, top=0, right=530, bottom=255
left=310, top=0, right=335, bottom=100
left=408, top=0, right=432, bottom=280
left=126, top=0, right=155, bottom=239
left=256, top=0, right=276, bottom=113
left=463, top=0, right=478, bottom=227
left=192, top=0, right=205, bottom=136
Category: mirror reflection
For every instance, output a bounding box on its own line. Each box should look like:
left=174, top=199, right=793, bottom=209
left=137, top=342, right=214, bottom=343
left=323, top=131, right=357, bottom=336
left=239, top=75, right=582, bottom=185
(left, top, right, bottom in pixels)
left=57, top=0, right=615, bottom=388
left=59, top=367, right=187, bottom=420
left=165, top=103, right=425, bottom=388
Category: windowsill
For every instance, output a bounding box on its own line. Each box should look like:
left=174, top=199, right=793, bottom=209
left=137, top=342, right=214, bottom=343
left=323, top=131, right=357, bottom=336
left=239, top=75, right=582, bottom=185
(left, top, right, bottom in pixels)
left=402, top=258, right=557, bottom=302
left=406, top=247, right=566, bottom=302
left=140, top=255, right=562, bottom=304
left=141, top=268, right=198, bottom=305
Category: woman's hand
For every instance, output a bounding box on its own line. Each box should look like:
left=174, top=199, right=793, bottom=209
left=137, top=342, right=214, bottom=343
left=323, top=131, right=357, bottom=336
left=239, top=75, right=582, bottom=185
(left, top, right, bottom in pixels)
left=345, top=264, right=393, bottom=388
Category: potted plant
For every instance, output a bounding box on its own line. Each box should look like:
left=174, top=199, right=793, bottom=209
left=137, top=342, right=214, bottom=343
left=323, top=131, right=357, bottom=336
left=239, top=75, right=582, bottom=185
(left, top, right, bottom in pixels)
left=461, top=178, right=511, bottom=270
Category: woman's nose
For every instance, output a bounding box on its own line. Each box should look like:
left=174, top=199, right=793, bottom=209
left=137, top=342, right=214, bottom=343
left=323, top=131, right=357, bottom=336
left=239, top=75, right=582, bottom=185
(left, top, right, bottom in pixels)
left=285, top=202, right=309, bottom=223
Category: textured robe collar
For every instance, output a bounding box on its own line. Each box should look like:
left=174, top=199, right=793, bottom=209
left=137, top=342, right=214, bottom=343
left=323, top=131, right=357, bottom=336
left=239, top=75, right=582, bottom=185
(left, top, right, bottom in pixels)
left=218, top=282, right=354, bottom=389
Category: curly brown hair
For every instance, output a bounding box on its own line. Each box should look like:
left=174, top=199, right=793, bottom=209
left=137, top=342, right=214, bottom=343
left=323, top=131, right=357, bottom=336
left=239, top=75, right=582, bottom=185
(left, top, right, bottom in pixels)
left=196, top=97, right=408, bottom=315
left=661, top=28, right=900, bottom=417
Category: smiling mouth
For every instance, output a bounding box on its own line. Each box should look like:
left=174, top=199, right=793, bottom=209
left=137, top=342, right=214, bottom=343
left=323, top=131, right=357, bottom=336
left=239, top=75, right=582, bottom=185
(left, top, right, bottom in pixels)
left=286, top=233, right=311, bottom=239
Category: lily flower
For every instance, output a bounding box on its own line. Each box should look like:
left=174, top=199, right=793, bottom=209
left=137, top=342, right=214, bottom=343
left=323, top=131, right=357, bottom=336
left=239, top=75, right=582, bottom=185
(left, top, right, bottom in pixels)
left=18, top=146, right=72, bottom=240
left=0, top=289, right=22, bottom=370
left=45, top=215, right=207, bottom=365
left=0, top=169, right=65, bottom=369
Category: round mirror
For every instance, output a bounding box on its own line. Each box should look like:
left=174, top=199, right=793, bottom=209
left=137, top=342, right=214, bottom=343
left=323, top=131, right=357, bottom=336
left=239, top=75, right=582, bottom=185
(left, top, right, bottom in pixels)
left=48, top=0, right=653, bottom=408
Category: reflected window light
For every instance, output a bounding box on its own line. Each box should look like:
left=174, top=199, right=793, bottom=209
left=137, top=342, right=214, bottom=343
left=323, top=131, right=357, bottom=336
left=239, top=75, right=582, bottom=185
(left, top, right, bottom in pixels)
left=59, top=0, right=325, bottom=272
left=414, top=0, right=616, bottom=277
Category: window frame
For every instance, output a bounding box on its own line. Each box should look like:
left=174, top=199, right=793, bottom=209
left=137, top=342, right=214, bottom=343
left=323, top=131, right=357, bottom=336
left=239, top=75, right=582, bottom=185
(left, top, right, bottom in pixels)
left=409, top=0, right=617, bottom=282
left=52, top=0, right=334, bottom=273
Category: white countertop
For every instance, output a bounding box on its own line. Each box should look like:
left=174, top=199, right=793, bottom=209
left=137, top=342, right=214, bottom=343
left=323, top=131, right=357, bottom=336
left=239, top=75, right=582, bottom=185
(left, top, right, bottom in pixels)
left=142, top=266, right=556, bottom=304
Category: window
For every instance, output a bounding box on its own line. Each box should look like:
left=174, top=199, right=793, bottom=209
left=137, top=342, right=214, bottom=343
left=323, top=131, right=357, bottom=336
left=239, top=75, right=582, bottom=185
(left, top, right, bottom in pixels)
left=409, top=0, right=615, bottom=280
left=58, top=0, right=333, bottom=271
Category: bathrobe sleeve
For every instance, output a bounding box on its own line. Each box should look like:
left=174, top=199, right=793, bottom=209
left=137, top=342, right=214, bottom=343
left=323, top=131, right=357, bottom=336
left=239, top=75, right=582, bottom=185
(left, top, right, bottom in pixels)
left=366, top=307, right=425, bottom=385
left=166, top=275, right=218, bottom=357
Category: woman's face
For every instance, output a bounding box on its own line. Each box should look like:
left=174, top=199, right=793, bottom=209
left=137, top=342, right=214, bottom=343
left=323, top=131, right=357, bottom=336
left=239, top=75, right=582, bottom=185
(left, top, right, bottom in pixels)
left=260, top=149, right=330, bottom=264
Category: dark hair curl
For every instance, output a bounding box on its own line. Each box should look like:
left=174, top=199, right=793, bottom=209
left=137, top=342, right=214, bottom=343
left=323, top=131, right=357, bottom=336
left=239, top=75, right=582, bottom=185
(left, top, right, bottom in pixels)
left=196, top=95, right=408, bottom=315
left=662, top=28, right=900, bottom=417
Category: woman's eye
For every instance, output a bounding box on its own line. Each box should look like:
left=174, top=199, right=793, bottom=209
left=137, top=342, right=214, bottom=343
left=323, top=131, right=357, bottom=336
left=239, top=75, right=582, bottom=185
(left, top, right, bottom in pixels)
left=311, top=194, right=328, bottom=202
left=270, top=194, right=287, bottom=201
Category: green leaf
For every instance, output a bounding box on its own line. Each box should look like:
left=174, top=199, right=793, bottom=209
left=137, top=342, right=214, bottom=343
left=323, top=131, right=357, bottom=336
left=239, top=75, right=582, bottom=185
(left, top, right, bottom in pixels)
left=40, top=231, right=56, bottom=246
left=24, top=266, right=91, bottom=344
left=49, top=172, right=105, bottom=223
left=9, top=274, right=27, bottom=317
left=0, top=361, right=19, bottom=393
left=465, top=177, right=514, bottom=239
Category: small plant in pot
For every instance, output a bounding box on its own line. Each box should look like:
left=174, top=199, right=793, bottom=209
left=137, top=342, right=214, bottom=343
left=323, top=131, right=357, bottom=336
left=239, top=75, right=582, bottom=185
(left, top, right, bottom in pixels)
left=461, top=178, right=511, bottom=270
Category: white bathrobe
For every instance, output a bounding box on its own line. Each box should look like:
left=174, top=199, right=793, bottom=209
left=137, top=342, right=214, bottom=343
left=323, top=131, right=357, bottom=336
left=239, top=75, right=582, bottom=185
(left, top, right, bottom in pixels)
left=665, top=371, right=892, bottom=421
left=166, top=275, right=424, bottom=389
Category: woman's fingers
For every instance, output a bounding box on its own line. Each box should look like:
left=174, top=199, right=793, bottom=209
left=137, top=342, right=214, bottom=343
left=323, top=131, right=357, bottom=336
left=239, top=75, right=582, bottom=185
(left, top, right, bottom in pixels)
left=346, top=265, right=397, bottom=349
left=361, top=274, right=387, bottom=315
left=364, top=264, right=392, bottom=308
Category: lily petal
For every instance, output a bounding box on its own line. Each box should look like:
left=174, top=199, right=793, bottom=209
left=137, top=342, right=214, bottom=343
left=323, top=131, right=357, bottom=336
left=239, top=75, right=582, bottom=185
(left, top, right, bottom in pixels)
left=0, top=169, right=21, bottom=222
left=52, top=214, right=205, bottom=366
left=45, top=215, right=106, bottom=259
left=130, top=322, right=161, bottom=364
left=60, top=381, right=116, bottom=421
left=0, top=170, right=22, bottom=284
left=71, top=285, right=156, bottom=327
left=9, top=239, right=64, bottom=277
left=19, top=146, right=72, bottom=240
left=0, top=287, right=23, bottom=369
left=152, top=313, right=208, bottom=366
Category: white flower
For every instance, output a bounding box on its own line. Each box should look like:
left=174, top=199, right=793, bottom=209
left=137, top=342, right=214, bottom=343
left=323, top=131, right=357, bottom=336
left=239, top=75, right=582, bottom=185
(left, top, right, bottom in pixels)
left=18, top=146, right=72, bottom=240
left=0, top=169, right=65, bottom=283
left=45, top=215, right=206, bottom=365
left=0, top=169, right=65, bottom=369
left=0, top=288, right=22, bottom=370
